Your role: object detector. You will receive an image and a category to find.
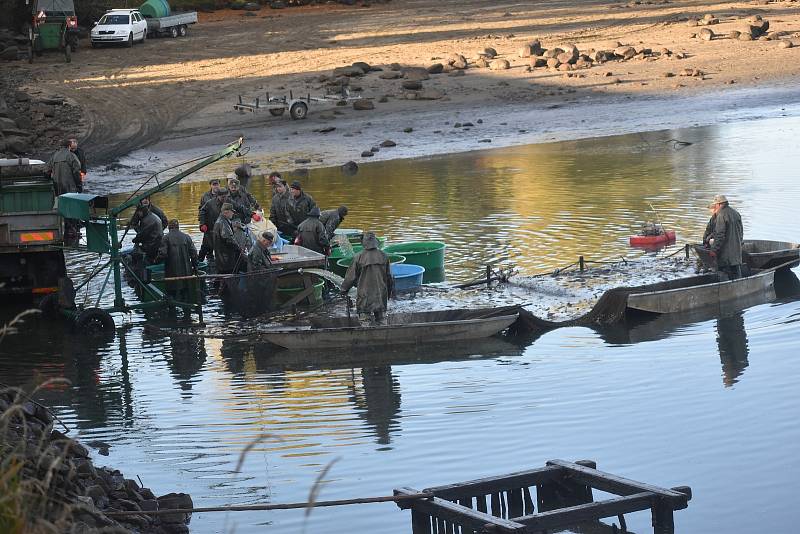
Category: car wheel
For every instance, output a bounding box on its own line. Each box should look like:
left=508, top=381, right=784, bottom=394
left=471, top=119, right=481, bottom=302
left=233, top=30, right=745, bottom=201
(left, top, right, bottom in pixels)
left=170, top=26, right=178, bottom=38
left=141, top=30, right=147, bottom=43
left=127, top=32, right=133, bottom=47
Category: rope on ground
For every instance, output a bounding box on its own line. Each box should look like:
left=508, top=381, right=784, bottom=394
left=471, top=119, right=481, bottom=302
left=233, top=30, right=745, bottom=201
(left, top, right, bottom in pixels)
left=103, top=492, right=433, bottom=517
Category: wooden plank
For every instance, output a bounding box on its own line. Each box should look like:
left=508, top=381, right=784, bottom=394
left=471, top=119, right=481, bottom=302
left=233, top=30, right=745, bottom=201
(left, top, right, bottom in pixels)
left=522, top=487, right=534, bottom=515
left=546, top=460, right=690, bottom=508
left=425, top=466, right=563, bottom=499
left=394, top=488, right=525, bottom=533
left=411, top=510, right=432, bottom=534
left=513, top=492, right=655, bottom=530
left=507, top=488, right=523, bottom=518
left=279, top=285, right=314, bottom=309
left=476, top=495, right=487, bottom=514
left=490, top=493, right=502, bottom=517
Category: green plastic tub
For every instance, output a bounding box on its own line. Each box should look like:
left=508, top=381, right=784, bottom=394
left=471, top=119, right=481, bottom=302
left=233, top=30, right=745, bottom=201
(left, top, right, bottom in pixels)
left=139, top=0, right=170, bottom=19
left=334, top=254, right=405, bottom=277
left=383, top=241, right=446, bottom=283
left=143, top=262, right=205, bottom=302
left=275, top=273, right=324, bottom=306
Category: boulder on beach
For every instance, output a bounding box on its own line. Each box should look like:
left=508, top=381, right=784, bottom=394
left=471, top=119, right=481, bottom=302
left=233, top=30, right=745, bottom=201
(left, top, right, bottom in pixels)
left=341, top=161, right=359, bottom=175
left=404, top=67, right=430, bottom=81
left=380, top=139, right=396, bottom=147
left=333, top=65, right=365, bottom=77
left=543, top=47, right=563, bottom=59
left=489, top=59, right=510, bottom=70
left=530, top=57, right=547, bottom=68
left=427, top=63, right=444, bottom=74
left=699, top=28, right=714, bottom=41
left=614, top=46, right=636, bottom=60
left=353, top=99, right=374, bottom=110
left=401, top=80, right=423, bottom=90
left=447, top=53, right=468, bottom=69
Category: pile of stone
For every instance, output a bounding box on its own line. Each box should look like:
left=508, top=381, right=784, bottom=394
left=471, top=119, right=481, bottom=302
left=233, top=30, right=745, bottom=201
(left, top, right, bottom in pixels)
left=0, top=70, right=85, bottom=159
left=516, top=39, right=676, bottom=72
left=0, top=387, right=192, bottom=533
left=0, top=28, right=27, bottom=62
left=324, top=60, right=447, bottom=103
left=688, top=13, right=787, bottom=43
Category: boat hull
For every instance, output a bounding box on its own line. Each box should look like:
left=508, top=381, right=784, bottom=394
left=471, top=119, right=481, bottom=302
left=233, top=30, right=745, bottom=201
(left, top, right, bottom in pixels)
left=261, top=314, right=519, bottom=350
left=629, top=230, right=676, bottom=247
left=626, top=270, right=775, bottom=314
left=694, top=240, right=800, bottom=270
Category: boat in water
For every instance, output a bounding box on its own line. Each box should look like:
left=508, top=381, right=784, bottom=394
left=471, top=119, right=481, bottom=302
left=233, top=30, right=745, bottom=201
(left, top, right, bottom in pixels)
left=259, top=306, right=520, bottom=350
left=693, top=239, right=800, bottom=271
left=626, top=270, right=775, bottom=314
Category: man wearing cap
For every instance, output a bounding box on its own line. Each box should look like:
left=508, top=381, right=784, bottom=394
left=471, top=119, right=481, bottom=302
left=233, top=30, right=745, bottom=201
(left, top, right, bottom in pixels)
left=320, top=206, right=348, bottom=239
left=199, top=178, right=222, bottom=212
left=227, top=177, right=260, bottom=224
left=131, top=203, right=164, bottom=264
left=130, top=196, right=168, bottom=232
left=286, top=181, right=317, bottom=232
left=296, top=207, right=329, bottom=254
left=248, top=231, right=275, bottom=271
left=213, top=202, right=245, bottom=274
left=198, top=187, right=228, bottom=262
left=341, top=232, right=395, bottom=324
left=158, top=219, right=198, bottom=304
left=268, top=171, right=283, bottom=194
left=269, top=180, right=294, bottom=236
left=703, top=194, right=744, bottom=279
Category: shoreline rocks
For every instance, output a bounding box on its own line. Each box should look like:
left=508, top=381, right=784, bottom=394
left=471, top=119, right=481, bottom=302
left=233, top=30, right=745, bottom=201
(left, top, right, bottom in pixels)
left=0, top=387, right=192, bottom=533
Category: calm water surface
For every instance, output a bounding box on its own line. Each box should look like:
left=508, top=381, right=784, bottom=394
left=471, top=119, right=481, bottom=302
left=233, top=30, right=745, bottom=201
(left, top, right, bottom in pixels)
left=3, top=116, right=800, bottom=533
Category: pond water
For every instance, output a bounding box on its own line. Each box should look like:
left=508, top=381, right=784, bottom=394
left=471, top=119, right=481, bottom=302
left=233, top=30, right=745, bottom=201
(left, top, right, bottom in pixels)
left=2, top=114, right=800, bottom=534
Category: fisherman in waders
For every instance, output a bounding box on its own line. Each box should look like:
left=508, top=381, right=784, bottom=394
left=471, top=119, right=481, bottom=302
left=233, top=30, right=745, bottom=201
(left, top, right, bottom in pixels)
left=130, top=196, right=168, bottom=231
left=286, top=181, right=317, bottom=235
left=247, top=231, right=274, bottom=271
left=703, top=194, right=744, bottom=280
left=341, top=232, right=395, bottom=324
left=68, top=137, right=87, bottom=191
left=213, top=203, right=245, bottom=274
left=199, top=178, right=221, bottom=212
left=269, top=180, right=294, bottom=236
left=46, top=139, right=82, bottom=242
left=296, top=207, right=329, bottom=254
left=131, top=204, right=164, bottom=264
left=320, top=205, right=348, bottom=239
left=227, top=177, right=260, bottom=224
left=198, top=187, right=228, bottom=262
left=157, top=219, right=198, bottom=307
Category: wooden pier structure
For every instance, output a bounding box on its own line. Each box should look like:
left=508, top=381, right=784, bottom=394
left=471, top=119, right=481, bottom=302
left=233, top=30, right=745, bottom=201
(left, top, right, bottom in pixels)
left=395, top=459, right=691, bottom=534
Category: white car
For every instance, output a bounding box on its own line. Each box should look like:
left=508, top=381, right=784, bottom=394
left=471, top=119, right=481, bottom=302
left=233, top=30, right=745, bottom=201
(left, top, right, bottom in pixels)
left=90, top=9, right=148, bottom=47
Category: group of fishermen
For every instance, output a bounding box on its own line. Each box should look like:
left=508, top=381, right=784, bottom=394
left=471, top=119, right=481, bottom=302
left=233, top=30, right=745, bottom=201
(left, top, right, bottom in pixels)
left=127, top=167, right=393, bottom=320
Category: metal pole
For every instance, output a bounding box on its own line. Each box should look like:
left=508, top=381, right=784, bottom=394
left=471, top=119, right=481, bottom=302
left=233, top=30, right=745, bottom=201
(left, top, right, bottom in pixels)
left=579, top=256, right=585, bottom=272
left=109, top=217, right=124, bottom=309
left=486, top=264, right=491, bottom=288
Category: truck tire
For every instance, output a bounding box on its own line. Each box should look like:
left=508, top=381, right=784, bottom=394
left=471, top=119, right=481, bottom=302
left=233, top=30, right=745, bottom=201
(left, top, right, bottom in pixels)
left=289, top=101, right=308, bottom=120
left=170, top=26, right=178, bottom=38
left=179, top=25, right=187, bottom=37
left=127, top=32, right=133, bottom=47
left=65, top=43, right=72, bottom=63
left=75, top=308, right=115, bottom=337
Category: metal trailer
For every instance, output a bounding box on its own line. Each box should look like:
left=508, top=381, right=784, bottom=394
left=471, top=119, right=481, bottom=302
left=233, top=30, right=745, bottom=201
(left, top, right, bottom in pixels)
left=0, top=158, right=66, bottom=298
left=145, top=11, right=197, bottom=38
left=233, top=87, right=363, bottom=120
left=50, top=138, right=244, bottom=338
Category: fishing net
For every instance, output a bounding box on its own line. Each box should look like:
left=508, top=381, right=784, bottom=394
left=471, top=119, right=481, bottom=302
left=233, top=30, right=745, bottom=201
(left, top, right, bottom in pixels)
left=219, top=269, right=279, bottom=318
left=509, top=274, right=719, bottom=336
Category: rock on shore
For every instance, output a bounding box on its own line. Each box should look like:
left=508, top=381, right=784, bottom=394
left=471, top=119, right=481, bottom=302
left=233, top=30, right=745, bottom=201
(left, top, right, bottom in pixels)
left=0, top=386, right=192, bottom=533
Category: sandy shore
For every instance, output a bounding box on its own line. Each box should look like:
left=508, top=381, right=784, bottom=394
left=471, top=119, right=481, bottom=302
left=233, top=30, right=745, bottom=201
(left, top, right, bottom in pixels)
left=8, top=0, right=800, bottom=187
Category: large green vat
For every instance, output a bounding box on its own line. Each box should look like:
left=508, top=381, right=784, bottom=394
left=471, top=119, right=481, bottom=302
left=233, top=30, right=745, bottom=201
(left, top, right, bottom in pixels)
left=275, top=273, right=324, bottom=306
left=383, top=241, right=446, bottom=283
left=139, top=0, right=170, bottom=19
left=334, top=254, right=405, bottom=277
left=143, top=263, right=205, bottom=302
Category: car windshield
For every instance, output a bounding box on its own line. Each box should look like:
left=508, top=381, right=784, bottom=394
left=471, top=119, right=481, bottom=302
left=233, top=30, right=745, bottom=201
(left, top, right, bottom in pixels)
left=99, top=14, right=129, bottom=25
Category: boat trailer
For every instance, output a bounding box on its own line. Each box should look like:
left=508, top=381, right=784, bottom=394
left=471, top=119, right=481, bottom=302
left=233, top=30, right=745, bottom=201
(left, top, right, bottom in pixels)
left=233, top=86, right=363, bottom=120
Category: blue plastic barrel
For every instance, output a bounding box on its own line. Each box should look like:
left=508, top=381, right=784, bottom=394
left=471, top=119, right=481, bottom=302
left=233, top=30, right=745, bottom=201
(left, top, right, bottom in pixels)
left=391, top=263, right=425, bottom=291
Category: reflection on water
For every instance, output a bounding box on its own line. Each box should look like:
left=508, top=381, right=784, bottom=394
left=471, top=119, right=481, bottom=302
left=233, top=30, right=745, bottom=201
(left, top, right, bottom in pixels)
left=2, top=116, right=800, bottom=533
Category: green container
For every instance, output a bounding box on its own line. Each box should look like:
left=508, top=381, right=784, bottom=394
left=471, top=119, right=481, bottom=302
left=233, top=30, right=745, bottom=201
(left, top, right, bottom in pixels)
left=334, top=254, right=405, bottom=278
left=139, top=0, right=170, bottom=19
left=383, top=241, right=446, bottom=283
left=328, top=237, right=387, bottom=266
left=37, top=22, right=64, bottom=50
left=275, top=274, right=324, bottom=306
left=143, top=263, right=205, bottom=302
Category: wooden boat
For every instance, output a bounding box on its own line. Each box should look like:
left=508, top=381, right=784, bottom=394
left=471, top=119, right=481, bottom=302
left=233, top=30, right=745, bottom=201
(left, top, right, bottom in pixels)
left=626, top=270, right=775, bottom=314
left=259, top=307, right=520, bottom=350
left=693, top=239, right=800, bottom=270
